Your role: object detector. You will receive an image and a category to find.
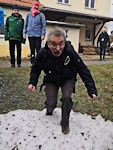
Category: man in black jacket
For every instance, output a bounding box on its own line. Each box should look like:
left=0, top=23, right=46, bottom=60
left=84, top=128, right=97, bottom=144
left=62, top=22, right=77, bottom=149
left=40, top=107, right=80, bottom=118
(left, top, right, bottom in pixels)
left=28, top=28, right=97, bottom=134
left=97, top=27, right=110, bottom=61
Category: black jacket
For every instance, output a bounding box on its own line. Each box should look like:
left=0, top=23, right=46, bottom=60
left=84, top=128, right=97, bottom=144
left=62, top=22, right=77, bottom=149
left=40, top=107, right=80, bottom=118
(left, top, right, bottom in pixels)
left=29, top=41, right=97, bottom=97
left=97, top=32, right=110, bottom=48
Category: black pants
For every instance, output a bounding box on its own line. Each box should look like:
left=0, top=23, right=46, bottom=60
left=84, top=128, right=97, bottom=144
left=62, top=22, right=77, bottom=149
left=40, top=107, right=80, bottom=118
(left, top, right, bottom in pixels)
left=45, top=80, right=75, bottom=109
left=9, top=40, right=21, bottom=65
left=100, top=47, right=106, bottom=59
left=28, top=37, right=41, bottom=64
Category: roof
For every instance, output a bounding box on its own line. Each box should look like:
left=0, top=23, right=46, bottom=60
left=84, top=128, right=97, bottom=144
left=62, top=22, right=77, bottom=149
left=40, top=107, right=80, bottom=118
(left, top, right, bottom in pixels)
left=0, top=0, right=44, bottom=8
left=0, top=0, right=32, bottom=6
left=47, top=20, right=85, bottom=28
left=0, top=0, right=113, bottom=24
left=42, top=7, right=113, bottom=24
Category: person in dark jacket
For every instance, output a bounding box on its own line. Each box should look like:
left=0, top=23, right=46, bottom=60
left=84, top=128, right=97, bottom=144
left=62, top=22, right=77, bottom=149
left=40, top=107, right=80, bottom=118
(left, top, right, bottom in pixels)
left=27, top=28, right=97, bottom=134
left=97, top=27, right=110, bottom=61
left=23, top=0, right=46, bottom=65
left=4, top=5, right=24, bottom=67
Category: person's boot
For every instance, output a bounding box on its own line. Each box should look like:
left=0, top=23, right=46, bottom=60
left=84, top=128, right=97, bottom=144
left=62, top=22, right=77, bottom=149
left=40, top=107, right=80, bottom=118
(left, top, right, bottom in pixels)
left=31, top=55, right=35, bottom=64
left=17, top=64, right=21, bottom=67
left=10, top=64, right=15, bottom=68
left=62, top=125, right=70, bottom=134
left=45, top=101, right=56, bottom=116
left=46, top=108, right=53, bottom=115
left=103, top=55, right=105, bottom=61
left=99, top=56, right=102, bottom=61
left=61, top=97, right=73, bottom=134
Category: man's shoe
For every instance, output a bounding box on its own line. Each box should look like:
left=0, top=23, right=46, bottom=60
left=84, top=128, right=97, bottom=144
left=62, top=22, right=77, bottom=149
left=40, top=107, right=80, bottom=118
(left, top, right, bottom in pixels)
left=62, top=125, right=70, bottom=134
left=17, top=64, right=21, bottom=67
left=10, top=64, right=15, bottom=68
left=46, top=109, right=53, bottom=115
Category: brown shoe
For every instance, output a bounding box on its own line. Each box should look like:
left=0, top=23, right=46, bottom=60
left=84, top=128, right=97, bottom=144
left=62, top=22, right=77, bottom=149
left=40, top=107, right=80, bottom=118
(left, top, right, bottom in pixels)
left=62, top=126, right=70, bottom=134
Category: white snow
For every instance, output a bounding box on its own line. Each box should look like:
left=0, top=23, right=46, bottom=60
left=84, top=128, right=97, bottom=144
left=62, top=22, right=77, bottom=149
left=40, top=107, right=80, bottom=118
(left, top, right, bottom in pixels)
left=0, top=108, right=113, bottom=150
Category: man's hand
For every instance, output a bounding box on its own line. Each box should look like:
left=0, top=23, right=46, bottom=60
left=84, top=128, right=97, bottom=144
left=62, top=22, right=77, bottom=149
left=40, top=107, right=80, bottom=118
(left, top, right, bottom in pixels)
left=88, top=94, right=97, bottom=100
left=41, top=35, right=44, bottom=40
left=23, top=34, right=26, bottom=39
left=28, top=84, right=35, bottom=92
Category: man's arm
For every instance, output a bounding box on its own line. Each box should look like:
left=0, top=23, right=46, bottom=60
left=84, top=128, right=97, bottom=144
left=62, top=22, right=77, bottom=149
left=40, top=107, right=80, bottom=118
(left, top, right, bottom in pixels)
left=70, top=47, right=97, bottom=98
left=41, top=13, right=46, bottom=39
left=23, top=13, right=29, bottom=38
left=97, top=35, right=100, bottom=48
left=28, top=49, right=44, bottom=89
left=4, top=17, right=9, bottom=41
left=107, top=33, right=110, bottom=47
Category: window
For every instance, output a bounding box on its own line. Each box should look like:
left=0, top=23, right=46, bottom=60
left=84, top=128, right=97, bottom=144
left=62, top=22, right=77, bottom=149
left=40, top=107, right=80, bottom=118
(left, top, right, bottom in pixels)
left=58, top=0, right=70, bottom=4
left=85, top=29, right=92, bottom=41
left=85, top=0, right=95, bottom=9
left=58, top=0, right=62, bottom=2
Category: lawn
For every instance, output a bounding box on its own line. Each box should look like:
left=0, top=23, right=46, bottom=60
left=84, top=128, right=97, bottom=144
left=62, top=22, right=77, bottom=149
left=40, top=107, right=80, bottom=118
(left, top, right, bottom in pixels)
left=0, top=64, right=113, bottom=121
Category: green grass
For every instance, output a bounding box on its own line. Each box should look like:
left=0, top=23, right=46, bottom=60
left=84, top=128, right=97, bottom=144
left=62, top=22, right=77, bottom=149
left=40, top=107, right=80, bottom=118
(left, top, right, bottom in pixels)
left=0, top=64, right=113, bottom=121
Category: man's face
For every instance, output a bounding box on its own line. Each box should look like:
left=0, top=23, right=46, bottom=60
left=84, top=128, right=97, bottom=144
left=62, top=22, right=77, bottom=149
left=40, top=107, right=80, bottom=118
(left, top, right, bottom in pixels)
left=47, top=35, right=65, bottom=57
left=33, top=4, right=39, bottom=10
left=12, top=9, right=19, bottom=16
left=102, top=28, right=106, bottom=33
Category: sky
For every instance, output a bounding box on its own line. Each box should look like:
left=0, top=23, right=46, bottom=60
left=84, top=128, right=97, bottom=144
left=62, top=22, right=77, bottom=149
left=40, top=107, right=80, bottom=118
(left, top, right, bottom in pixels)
left=0, top=108, right=113, bottom=150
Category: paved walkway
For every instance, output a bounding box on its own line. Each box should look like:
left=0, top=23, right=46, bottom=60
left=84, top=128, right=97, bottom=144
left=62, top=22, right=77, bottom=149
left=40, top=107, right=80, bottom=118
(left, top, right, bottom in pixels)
left=0, top=54, right=113, bottom=68
left=0, top=59, right=113, bottom=68
left=85, top=60, right=113, bottom=65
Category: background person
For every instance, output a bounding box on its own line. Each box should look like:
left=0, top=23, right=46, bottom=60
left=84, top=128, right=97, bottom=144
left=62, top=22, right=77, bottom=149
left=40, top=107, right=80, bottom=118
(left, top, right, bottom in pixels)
left=97, top=27, right=110, bottom=61
left=0, top=7, right=4, bottom=26
left=27, top=28, right=97, bottom=134
left=0, top=7, right=4, bottom=34
left=4, top=5, right=24, bottom=68
left=23, top=0, right=46, bottom=65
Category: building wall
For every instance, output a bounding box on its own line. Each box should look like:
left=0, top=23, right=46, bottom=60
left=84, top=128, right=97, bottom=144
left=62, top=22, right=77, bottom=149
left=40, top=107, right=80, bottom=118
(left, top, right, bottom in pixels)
left=44, top=25, right=80, bottom=51
left=40, top=0, right=110, bottom=17
left=0, top=6, right=30, bottom=57
left=0, top=0, right=111, bottom=57
left=80, top=23, right=95, bottom=46
left=0, top=6, right=80, bottom=57
left=108, top=0, right=113, bottom=35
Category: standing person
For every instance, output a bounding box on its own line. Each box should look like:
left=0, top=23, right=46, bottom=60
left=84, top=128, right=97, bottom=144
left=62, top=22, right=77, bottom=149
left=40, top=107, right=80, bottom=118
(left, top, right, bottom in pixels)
left=97, top=27, right=110, bottom=61
left=23, top=0, right=46, bottom=65
left=4, top=5, right=24, bottom=68
left=0, top=7, right=4, bottom=26
left=27, top=28, right=97, bottom=134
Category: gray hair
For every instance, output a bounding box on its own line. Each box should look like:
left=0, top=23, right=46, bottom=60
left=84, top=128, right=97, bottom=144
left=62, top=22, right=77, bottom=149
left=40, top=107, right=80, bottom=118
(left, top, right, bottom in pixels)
left=47, top=28, right=66, bottom=42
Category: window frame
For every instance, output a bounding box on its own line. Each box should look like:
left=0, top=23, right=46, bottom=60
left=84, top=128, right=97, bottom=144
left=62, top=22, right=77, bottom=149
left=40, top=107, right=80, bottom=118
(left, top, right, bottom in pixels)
left=85, top=0, right=95, bottom=9
left=85, top=29, right=92, bottom=41
left=58, top=0, right=70, bottom=5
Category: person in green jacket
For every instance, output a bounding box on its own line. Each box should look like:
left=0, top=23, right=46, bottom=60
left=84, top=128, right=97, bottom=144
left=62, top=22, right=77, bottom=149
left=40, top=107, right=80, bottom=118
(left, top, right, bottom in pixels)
left=4, top=5, right=24, bottom=67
